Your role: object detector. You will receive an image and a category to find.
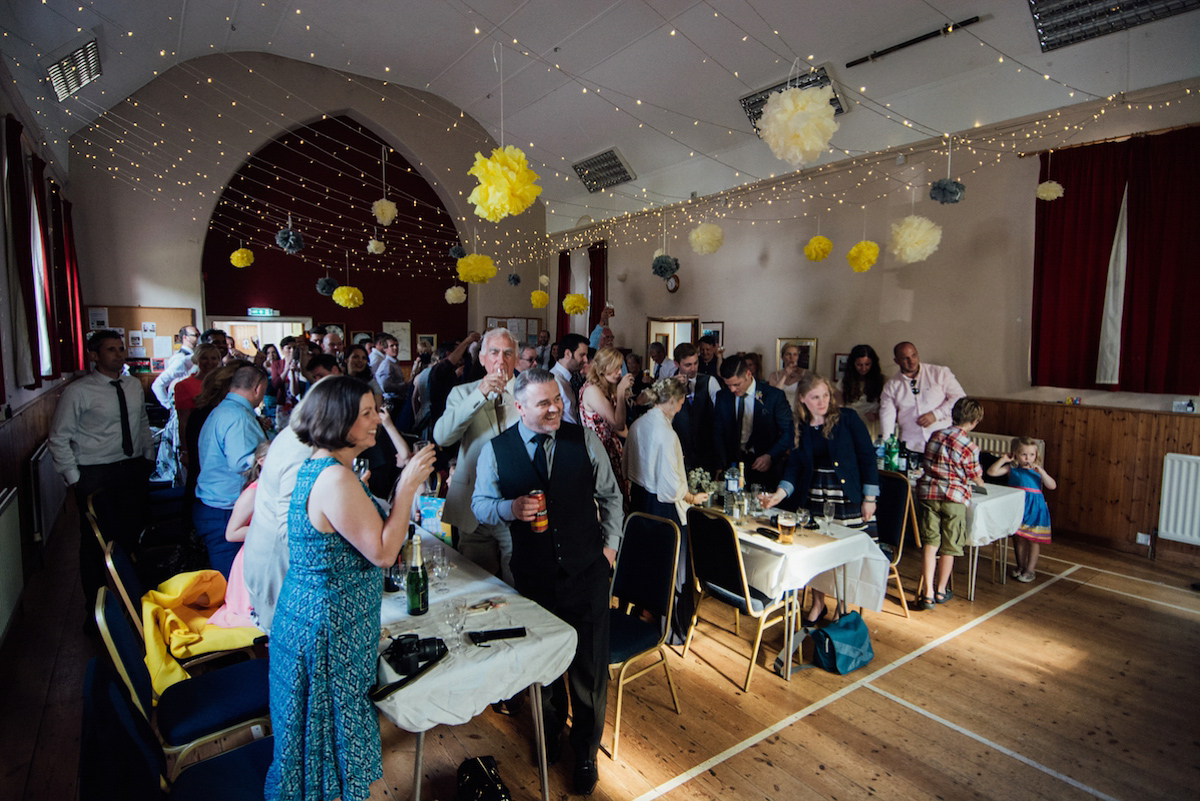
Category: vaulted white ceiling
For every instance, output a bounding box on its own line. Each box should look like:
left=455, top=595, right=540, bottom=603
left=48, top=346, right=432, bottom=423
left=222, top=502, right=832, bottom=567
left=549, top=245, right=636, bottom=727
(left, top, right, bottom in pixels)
left=3, top=0, right=1198, bottom=232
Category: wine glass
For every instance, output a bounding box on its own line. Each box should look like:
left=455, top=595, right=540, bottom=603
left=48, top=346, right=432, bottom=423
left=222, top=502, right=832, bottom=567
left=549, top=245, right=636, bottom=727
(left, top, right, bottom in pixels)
left=822, top=500, right=836, bottom=531
left=796, top=509, right=812, bottom=530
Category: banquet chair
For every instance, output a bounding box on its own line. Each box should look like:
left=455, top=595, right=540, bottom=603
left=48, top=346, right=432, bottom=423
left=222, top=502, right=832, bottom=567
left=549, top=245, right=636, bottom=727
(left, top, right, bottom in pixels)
left=95, top=587, right=272, bottom=780
left=603, top=512, right=682, bottom=760
left=80, top=656, right=273, bottom=801
left=875, top=471, right=915, bottom=618
left=683, top=507, right=787, bottom=692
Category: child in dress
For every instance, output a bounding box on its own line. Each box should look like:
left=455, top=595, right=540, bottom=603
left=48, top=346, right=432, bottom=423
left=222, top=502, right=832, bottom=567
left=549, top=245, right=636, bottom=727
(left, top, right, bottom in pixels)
left=209, top=442, right=270, bottom=628
left=986, top=437, right=1057, bottom=583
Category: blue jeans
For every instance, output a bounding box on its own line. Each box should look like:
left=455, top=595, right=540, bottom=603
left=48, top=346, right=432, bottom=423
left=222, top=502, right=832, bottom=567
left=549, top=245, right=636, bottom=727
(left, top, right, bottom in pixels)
left=193, top=501, right=237, bottom=578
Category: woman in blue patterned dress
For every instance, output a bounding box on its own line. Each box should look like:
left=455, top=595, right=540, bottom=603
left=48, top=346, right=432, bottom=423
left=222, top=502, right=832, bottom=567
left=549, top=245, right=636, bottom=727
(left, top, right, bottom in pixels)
left=265, top=376, right=435, bottom=801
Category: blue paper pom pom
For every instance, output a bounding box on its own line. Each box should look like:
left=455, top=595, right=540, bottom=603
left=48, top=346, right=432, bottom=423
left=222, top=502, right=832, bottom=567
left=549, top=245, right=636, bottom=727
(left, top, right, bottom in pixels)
left=929, top=178, right=965, bottom=204
left=316, top=276, right=339, bottom=296
left=276, top=227, right=304, bottom=254
left=652, top=254, right=680, bottom=279
left=449, top=245, right=467, bottom=260
left=507, top=273, right=521, bottom=286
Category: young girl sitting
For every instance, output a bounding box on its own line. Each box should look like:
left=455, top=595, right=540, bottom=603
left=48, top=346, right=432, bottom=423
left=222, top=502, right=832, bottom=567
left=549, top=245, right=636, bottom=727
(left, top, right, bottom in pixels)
left=987, top=437, right=1057, bottom=583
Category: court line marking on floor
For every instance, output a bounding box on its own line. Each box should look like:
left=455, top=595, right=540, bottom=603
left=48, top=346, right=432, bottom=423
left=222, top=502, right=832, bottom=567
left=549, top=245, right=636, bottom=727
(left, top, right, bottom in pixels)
left=1056, top=574, right=1200, bottom=615
left=632, top=565, right=1080, bottom=801
left=865, top=685, right=1122, bottom=801
left=1015, top=553, right=1196, bottom=593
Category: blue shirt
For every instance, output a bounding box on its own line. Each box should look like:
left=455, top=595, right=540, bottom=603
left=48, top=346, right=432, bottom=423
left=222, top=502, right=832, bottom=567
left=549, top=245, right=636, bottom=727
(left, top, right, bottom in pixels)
left=196, top=392, right=267, bottom=509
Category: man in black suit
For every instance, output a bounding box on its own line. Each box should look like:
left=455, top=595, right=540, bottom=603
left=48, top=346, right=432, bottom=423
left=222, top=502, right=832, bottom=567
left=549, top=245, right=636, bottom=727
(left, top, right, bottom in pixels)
left=671, top=343, right=718, bottom=477
left=713, top=355, right=794, bottom=488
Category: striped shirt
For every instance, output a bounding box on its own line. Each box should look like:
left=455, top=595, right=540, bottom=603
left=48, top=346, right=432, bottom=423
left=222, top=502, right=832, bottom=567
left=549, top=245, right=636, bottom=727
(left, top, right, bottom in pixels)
left=916, top=425, right=981, bottom=504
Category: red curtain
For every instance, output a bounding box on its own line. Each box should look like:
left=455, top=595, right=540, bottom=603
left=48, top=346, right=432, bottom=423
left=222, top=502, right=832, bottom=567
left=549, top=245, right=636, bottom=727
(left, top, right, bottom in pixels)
left=587, top=241, right=607, bottom=332
left=30, top=156, right=58, bottom=377
left=1030, top=142, right=1129, bottom=389
left=61, top=199, right=86, bottom=372
left=555, top=249, right=571, bottom=344
left=5, top=115, right=42, bottom=389
left=50, top=184, right=84, bottom=372
left=1120, top=127, right=1200, bottom=394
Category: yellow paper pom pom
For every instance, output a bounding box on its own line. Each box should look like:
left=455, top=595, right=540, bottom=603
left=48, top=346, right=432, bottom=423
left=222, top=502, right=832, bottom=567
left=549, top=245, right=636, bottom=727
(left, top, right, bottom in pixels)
left=456, top=253, right=498, bottom=284
left=230, top=247, right=254, bottom=268
left=888, top=215, right=942, bottom=264
left=1036, top=180, right=1064, bottom=201
left=445, top=286, right=467, bottom=305
left=367, top=239, right=385, bottom=255
left=562, top=293, right=589, bottom=316
left=531, top=290, right=549, bottom=309
left=689, top=223, right=724, bottom=255
left=373, top=198, right=398, bottom=225
left=846, top=241, right=880, bottom=273
left=804, top=235, right=832, bottom=262
left=759, top=85, right=840, bottom=168
left=332, top=286, right=364, bottom=308
left=467, top=145, right=543, bottom=223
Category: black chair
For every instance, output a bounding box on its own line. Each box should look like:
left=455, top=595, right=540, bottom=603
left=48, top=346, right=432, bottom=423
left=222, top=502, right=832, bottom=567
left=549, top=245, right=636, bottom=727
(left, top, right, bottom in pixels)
left=604, top=512, right=682, bottom=760
left=80, top=657, right=273, bottom=801
left=683, top=507, right=787, bottom=692
left=876, top=471, right=916, bottom=618
left=95, top=587, right=271, bottom=780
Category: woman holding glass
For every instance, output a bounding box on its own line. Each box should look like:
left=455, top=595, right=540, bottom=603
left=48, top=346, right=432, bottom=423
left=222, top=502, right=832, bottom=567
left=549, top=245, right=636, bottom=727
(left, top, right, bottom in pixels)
left=266, top=376, right=435, bottom=801
left=580, top=346, right=635, bottom=507
left=625, top=377, right=710, bottom=644
left=763, top=373, right=878, bottom=625
left=768, top=341, right=807, bottom=432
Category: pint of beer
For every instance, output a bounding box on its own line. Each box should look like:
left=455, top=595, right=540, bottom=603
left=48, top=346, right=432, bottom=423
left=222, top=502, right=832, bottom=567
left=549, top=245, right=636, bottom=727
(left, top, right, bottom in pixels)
left=777, top=512, right=797, bottom=545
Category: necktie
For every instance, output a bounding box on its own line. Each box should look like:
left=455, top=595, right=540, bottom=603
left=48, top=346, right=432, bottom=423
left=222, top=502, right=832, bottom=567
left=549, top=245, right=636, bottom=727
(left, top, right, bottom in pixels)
left=494, top=397, right=505, bottom=430
left=687, top=378, right=695, bottom=405
left=112, top=380, right=134, bottom=457
left=532, top=433, right=550, bottom=484
left=653, top=363, right=660, bottom=379
left=736, top=395, right=745, bottom=431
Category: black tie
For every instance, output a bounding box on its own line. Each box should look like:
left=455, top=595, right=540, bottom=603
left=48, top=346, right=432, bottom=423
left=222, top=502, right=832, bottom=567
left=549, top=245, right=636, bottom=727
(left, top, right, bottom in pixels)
left=112, top=380, right=134, bottom=457
left=654, top=364, right=660, bottom=379
left=736, top=395, right=745, bottom=431
left=532, top=433, right=550, bottom=485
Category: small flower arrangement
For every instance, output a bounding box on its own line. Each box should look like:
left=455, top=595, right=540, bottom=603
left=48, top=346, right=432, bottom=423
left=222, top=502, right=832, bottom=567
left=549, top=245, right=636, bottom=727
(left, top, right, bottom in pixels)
left=688, top=468, right=718, bottom=496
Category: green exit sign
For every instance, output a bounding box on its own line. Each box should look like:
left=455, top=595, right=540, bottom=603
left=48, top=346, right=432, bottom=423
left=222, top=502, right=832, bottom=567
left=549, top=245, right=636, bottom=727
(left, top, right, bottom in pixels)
left=247, top=307, right=279, bottom=317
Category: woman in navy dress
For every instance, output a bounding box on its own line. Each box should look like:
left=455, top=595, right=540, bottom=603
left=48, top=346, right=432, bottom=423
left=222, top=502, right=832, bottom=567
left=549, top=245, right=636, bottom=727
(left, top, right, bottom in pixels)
left=265, top=376, right=435, bottom=801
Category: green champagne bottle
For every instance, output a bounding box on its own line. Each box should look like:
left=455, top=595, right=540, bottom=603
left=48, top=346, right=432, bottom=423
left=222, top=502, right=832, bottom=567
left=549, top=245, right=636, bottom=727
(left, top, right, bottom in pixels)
left=406, top=525, right=429, bottom=616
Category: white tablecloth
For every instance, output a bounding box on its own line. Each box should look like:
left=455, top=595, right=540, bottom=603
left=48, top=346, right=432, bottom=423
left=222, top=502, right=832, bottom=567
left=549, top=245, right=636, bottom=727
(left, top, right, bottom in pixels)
left=737, top=523, right=890, bottom=611
left=965, top=484, right=1026, bottom=546
left=374, top=537, right=577, bottom=733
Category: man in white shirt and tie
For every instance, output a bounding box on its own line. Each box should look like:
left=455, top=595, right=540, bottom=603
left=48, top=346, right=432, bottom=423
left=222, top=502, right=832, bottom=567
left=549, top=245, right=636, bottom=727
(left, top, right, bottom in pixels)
left=647, top=341, right=677, bottom=380
left=550, top=333, right=589, bottom=425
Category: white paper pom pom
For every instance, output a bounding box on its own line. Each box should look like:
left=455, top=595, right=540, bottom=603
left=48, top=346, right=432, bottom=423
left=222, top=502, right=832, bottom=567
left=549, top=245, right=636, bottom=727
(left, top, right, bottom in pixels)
left=538, top=275, right=550, bottom=286
left=367, top=238, right=385, bottom=254
left=758, top=85, right=840, bottom=168
left=652, top=248, right=664, bottom=259
left=1036, top=180, right=1064, bottom=201
left=445, top=286, right=467, bottom=304
left=373, top=198, right=398, bottom=225
left=689, top=223, right=724, bottom=255
left=888, top=215, right=942, bottom=264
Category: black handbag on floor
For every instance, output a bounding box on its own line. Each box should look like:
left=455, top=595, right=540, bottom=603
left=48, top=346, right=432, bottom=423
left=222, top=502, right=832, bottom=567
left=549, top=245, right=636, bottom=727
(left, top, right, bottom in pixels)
left=455, top=755, right=512, bottom=801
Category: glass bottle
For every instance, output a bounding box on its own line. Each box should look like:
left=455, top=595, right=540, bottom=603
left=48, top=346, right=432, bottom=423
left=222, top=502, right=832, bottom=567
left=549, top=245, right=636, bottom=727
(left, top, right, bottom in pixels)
left=884, top=433, right=900, bottom=472
left=406, top=525, right=429, bottom=616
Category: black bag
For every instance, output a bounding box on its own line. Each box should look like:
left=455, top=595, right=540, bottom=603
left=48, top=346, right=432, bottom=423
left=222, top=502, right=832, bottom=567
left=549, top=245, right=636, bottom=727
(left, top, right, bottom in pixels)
left=455, top=755, right=511, bottom=801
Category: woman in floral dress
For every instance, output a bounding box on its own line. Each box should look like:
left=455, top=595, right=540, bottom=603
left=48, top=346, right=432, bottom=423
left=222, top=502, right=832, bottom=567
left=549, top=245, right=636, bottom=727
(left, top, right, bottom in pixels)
left=579, top=346, right=634, bottom=510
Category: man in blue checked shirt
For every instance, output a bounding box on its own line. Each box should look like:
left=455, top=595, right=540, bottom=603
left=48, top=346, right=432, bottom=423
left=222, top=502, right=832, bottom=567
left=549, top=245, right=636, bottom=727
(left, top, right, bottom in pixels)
left=195, top=363, right=268, bottom=577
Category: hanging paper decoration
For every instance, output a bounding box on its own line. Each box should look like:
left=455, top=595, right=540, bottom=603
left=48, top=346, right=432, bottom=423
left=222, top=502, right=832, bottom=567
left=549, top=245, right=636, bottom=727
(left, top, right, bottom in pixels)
left=367, top=238, right=386, bottom=254
left=531, top=290, right=549, bottom=308
left=456, top=253, right=498, bottom=284
left=538, top=275, right=550, bottom=286
left=332, top=286, right=364, bottom=309
left=1037, top=180, right=1064, bottom=201
left=449, top=244, right=467, bottom=260
left=230, top=247, right=254, bottom=268
left=652, top=254, right=680, bottom=279
left=689, top=223, right=724, bottom=255
left=373, top=198, right=398, bottom=226
left=445, top=286, right=467, bottom=304
left=562, top=293, right=589, bottom=315
left=888, top=215, right=942, bottom=264
left=846, top=240, right=880, bottom=273
left=276, top=216, right=303, bottom=255
left=467, top=145, right=543, bottom=222
left=507, top=273, right=521, bottom=286
left=804, top=235, right=833, bottom=262
left=758, top=85, right=840, bottom=168
left=316, top=276, right=339, bottom=296
left=929, top=178, right=965, bottom=204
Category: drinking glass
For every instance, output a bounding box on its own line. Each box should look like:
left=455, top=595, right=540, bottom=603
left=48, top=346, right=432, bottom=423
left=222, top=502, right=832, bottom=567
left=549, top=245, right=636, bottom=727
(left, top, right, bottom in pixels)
left=776, top=512, right=797, bottom=545
left=796, top=509, right=812, bottom=530
left=822, top=500, right=836, bottom=531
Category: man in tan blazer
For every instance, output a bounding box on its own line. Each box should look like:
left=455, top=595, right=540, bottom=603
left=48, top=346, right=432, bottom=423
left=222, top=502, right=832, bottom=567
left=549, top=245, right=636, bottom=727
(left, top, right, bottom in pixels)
left=434, top=327, right=520, bottom=583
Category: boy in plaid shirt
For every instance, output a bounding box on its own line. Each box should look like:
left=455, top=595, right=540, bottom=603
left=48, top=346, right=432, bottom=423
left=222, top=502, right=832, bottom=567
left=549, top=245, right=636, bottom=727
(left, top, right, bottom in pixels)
left=915, top=397, right=985, bottom=610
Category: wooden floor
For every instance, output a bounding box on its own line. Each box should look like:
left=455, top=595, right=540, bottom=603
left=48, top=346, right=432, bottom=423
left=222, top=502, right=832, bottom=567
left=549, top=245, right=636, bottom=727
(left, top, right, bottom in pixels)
left=3, top=507, right=1199, bottom=801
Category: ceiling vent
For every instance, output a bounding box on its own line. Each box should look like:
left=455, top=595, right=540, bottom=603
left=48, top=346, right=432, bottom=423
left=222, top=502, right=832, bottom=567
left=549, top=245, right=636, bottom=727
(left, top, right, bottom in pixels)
left=573, top=148, right=636, bottom=193
left=41, top=33, right=102, bottom=101
left=740, top=64, right=847, bottom=138
left=1028, top=0, right=1200, bottom=52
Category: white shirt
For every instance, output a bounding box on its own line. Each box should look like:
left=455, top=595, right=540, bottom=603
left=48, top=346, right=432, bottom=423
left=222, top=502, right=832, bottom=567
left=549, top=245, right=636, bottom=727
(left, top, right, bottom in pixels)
left=624, top=406, right=690, bottom=522
left=48, top=371, right=154, bottom=485
left=652, top=358, right=678, bottom=380
left=151, top=346, right=194, bottom=407
left=735, top=379, right=758, bottom=449
left=550, top=361, right=579, bottom=424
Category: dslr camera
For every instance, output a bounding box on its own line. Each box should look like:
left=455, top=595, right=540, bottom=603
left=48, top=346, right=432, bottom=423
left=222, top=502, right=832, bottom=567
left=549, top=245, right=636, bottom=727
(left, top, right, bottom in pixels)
left=383, top=634, right=447, bottom=675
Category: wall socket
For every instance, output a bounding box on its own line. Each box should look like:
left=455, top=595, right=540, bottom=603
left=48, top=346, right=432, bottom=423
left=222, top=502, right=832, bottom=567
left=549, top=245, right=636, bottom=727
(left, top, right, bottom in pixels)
left=1136, top=532, right=1151, bottom=546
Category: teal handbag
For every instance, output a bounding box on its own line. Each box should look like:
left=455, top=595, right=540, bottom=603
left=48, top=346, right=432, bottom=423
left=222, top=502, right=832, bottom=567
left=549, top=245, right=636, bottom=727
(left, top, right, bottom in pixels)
left=809, top=611, right=874, bottom=674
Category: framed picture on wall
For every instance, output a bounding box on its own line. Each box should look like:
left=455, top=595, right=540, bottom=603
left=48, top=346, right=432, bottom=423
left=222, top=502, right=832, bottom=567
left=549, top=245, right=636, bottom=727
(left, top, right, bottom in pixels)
left=417, top=334, right=437, bottom=352
left=833, top=352, right=850, bottom=384
left=775, top=337, right=818, bottom=374
left=351, top=330, right=373, bottom=346
left=700, top=321, right=724, bottom=348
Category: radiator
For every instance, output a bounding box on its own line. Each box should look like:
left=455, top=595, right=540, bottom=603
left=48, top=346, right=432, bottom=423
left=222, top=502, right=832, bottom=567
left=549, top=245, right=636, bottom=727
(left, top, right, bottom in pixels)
left=0, top=488, right=21, bottom=642
left=30, top=441, right=67, bottom=545
left=968, top=432, right=1045, bottom=462
left=1159, top=453, right=1200, bottom=546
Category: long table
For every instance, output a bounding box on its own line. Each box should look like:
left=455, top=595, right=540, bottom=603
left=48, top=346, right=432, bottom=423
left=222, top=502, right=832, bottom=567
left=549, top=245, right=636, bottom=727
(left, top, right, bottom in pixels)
left=374, top=537, right=577, bottom=801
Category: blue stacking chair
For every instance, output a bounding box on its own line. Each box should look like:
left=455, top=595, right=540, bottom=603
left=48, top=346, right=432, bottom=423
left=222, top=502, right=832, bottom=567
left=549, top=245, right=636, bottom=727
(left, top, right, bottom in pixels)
left=80, top=657, right=273, bottom=800
left=604, top=512, right=682, bottom=760
left=683, top=507, right=787, bottom=692
left=94, top=587, right=271, bottom=780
